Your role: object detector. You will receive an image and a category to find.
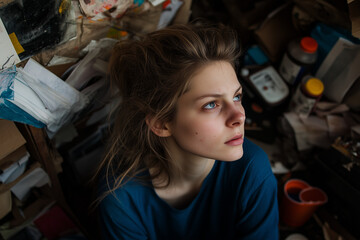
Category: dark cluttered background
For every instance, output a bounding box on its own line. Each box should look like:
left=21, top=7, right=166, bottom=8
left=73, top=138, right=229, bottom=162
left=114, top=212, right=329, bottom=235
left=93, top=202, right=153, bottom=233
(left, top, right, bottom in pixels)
left=0, top=0, right=359, bottom=239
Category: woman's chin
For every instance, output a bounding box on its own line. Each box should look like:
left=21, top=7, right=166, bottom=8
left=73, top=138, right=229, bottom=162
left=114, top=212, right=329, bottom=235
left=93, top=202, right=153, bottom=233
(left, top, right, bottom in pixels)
left=219, top=150, right=244, bottom=162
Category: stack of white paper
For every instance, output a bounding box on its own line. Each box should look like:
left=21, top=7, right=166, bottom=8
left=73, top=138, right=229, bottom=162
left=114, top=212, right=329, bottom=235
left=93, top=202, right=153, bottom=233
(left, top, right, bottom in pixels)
left=0, top=58, right=89, bottom=136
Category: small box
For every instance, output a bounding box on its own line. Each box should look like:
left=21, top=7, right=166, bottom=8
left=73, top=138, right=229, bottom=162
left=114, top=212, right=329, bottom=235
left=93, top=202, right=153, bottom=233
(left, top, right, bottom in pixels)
left=254, top=4, right=300, bottom=63
left=0, top=119, right=26, bottom=162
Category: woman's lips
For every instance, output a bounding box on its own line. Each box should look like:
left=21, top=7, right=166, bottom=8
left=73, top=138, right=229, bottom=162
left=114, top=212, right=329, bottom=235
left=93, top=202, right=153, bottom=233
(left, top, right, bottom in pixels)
left=225, top=134, right=244, bottom=146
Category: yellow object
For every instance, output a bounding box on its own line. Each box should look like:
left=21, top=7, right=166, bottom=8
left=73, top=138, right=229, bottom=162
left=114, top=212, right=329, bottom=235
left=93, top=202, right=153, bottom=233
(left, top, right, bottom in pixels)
left=59, top=0, right=71, bottom=14
left=9, top=33, right=24, bottom=54
left=107, top=27, right=129, bottom=40
left=304, top=78, right=324, bottom=97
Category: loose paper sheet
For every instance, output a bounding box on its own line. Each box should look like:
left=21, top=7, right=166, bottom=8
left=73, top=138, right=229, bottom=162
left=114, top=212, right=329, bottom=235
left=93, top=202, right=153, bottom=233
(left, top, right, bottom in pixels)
left=284, top=112, right=313, bottom=151
left=315, top=37, right=360, bottom=103
left=11, top=167, right=51, bottom=201
left=0, top=18, right=20, bottom=71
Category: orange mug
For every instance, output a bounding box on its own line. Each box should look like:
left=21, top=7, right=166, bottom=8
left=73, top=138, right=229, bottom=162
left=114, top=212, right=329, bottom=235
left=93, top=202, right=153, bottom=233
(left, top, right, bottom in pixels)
left=280, top=179, right=328, bottom=227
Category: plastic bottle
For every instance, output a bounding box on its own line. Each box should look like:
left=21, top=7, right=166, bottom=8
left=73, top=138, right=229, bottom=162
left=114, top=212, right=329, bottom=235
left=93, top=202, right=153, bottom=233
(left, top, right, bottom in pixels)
left=240, top=65, right=289, bottom=107
left=279, top=37, right=318, bottom=87
left=290, top=75, right=324, bottom=119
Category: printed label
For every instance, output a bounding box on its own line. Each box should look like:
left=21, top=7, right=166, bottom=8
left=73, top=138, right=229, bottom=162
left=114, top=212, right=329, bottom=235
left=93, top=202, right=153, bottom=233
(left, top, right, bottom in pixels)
left=249, top=66, right=289, bottom=105
left=279, top=54, right=301, bottom=85
left=291, top=87, right=316, bottom=118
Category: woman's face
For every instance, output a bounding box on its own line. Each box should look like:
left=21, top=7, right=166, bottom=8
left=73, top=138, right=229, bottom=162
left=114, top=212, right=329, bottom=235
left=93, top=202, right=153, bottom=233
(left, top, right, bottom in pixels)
left=167, top=61, right=246, bottom=162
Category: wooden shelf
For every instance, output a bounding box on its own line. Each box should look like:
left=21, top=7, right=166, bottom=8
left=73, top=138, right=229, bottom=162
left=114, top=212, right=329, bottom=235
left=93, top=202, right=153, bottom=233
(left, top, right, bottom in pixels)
left=0, top=162, right=41, bottom=194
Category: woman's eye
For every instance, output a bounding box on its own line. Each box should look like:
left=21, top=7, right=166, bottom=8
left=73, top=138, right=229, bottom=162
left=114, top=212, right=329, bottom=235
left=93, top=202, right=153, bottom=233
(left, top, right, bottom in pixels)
left=203, top=101, right=217, bottom=110
left=233, top=93, right=243, bottom=102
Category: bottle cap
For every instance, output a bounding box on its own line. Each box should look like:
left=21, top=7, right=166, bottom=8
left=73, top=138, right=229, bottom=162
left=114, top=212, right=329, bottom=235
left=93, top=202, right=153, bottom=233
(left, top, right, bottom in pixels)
left=241, top=68, right=249, bottom=77
left=300, top=37, right=318, bottom=53
left=304, top=78, right=324, bottom=97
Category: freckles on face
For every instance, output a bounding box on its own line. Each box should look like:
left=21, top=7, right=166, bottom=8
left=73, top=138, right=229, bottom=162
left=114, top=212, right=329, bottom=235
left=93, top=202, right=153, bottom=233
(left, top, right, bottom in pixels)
left=174, top=110, right=224, bottom=147
left=178, top=121, right=206, bottom=142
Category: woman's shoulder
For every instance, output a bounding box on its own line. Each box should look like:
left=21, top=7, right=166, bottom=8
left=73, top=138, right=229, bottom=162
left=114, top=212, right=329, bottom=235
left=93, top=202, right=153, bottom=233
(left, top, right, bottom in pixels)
left=242, top=137, right=269, bottom=162
left=98, top=173, right=153, bottom=207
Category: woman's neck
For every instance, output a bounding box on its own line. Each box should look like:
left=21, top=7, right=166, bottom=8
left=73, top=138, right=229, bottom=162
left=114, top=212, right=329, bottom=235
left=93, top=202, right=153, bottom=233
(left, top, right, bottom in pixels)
left=150, top=137, right=215, bottom=208
left=165, top=137, right=215, bottom=185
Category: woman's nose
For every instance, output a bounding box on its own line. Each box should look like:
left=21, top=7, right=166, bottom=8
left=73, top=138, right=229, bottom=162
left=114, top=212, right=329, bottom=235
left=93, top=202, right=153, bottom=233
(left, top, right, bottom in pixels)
left=226, top=105, right=246, bottom=127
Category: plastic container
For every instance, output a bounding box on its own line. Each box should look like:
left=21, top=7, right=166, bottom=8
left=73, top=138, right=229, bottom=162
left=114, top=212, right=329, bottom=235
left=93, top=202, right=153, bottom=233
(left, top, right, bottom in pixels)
left=240, top=65, right=289, bottom=107
left=279, top=37, right=318, bottom=87
left=290, top=75, right=324, bottom=119
left=280, top=179, right=328, bottom=227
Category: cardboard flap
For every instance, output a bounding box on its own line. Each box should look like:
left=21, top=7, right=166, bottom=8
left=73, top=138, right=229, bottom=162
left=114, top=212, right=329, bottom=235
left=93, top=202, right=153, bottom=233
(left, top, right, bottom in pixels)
left=0, top=120, right=26, bottom=160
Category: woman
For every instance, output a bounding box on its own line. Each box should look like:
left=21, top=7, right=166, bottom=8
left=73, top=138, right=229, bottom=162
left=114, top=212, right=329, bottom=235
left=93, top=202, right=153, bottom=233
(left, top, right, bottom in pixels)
left=96, top=23, right=279, bottom=239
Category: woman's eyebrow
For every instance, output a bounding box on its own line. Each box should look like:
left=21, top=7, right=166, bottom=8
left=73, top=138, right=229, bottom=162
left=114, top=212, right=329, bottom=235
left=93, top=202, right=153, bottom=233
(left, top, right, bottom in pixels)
left=234, top=85, right=242, bottom=95
left=195, top=85, right=242, bottom=101
left=195, top=93, right=223, bottom=101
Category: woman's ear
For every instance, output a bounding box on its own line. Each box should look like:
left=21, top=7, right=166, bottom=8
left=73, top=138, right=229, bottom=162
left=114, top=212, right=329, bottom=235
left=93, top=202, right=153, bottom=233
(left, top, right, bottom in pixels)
left=146, top=115, right=172, bottom=137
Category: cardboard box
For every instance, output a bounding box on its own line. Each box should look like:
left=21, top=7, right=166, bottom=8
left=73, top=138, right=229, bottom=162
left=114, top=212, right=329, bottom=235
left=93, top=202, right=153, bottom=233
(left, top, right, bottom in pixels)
left=0, top=119, right=26, bottom=161
left=254, top=4, right=300, bottom=63
left=0, top=190, right=11, bottom=219
left=348, top=0, right=360, bottom=39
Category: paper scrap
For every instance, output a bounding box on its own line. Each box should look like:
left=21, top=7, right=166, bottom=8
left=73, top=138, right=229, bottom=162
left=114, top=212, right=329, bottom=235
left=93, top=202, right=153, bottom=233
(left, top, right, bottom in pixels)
left=11, top=167, right=51, bottom=201
left=0, top=152, right=29, bottom=184
left=316, top=37, right=360, bottom=103
left=148, top=0, right=166, bottom=7
left=157, top=0, right=183, bottom=29
left=0, top=18, right=20, bottom=71
left=78, top=0, right=133, bottom=17
left=284, top=112, right=312, bottom=151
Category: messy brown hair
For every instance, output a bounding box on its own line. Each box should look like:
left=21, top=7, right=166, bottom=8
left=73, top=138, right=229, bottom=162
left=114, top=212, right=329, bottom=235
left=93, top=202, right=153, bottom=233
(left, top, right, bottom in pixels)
left=96, top=22, right=241, bottom=199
